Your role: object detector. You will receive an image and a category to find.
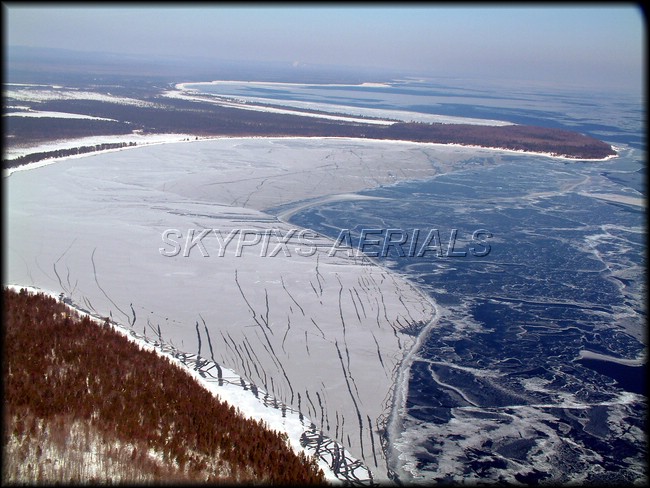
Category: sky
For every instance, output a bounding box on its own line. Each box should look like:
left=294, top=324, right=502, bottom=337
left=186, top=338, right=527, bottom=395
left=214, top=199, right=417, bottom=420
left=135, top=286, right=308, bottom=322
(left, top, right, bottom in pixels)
left=3, top=4, right=645, bottom=92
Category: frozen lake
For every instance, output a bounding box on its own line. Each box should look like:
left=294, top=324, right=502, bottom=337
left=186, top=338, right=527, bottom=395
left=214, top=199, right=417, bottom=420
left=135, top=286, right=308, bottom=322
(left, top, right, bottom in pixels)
left=5, top=77, right=646, bottom=484
left=5, top=136, right=494, bottom=481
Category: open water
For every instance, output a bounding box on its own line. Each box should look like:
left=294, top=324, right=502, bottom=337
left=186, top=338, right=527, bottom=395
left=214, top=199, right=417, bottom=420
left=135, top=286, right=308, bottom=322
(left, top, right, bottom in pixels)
left=183, top=77, right=648, bottom=483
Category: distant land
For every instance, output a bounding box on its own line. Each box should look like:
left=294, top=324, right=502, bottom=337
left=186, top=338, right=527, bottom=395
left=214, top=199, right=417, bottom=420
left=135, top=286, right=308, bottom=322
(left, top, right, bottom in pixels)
left=4, top=46, right=616, bottom=167
left=3, top=81, right=616, bottom=168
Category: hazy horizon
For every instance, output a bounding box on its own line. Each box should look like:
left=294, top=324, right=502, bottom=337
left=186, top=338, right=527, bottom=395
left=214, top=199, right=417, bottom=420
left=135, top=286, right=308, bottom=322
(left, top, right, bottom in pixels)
left=4, top=4, right=645, bottom=93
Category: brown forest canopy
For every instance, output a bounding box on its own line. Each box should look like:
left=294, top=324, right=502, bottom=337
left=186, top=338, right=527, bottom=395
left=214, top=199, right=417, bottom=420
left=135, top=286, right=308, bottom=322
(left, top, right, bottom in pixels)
left=2, top=287, right=326, bottom=484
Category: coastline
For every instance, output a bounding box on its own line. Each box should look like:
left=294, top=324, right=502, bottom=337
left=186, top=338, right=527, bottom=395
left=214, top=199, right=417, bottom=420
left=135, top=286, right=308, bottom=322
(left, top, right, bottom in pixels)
left=274, top=201, right=443, bottom=482
left=176, top=80, right=394, bottom=89
left=173, top=81, right=514, bottom=127
left=3, top=284, right=367, bottom=484
left=4, top=134, right=620, bottom=179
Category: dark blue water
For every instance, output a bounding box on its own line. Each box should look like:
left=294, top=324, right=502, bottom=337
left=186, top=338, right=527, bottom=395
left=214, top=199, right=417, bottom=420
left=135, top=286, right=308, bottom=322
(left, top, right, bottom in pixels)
left=577, top=359, right=645, bottom=395
left=201, top=79, right=647, bottom=484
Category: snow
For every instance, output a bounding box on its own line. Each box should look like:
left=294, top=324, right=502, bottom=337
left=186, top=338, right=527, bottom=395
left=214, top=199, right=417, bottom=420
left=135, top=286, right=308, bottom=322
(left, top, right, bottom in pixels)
left=162, top=89, right=396, bottom=125
left=174, top=80, right=515, bottom=126
left=3, top=133, right=198, bottom=172
left=4, top=110, right=119, bottom=121
left=3, top=86, right=163, bottom=108
left=577, top=349, right=647, bottom=366
left=6, top=137, right=486, bottom=481
left=359, top=82, right=392, bottom=88
left=4, top=82, right=62, bottom=88
left=182, top=80, right=391, bottom=89
left=578, top=192, right=645, bottom=207
left=4, top=132, right=616, bottom=182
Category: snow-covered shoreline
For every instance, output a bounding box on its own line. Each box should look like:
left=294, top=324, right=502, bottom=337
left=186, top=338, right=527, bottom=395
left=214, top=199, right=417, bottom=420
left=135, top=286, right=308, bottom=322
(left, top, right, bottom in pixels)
left=4, top=110, right=119, bottom=121
left=3, top=133, right=197, bottom=176
left=178, top=80, right=392, bottom=89
left=577, top=349, right=647, bottom=367
left=3, top=86, right=163, bottom=107
left=171, top=81, right=514, bottom=127
left=2, top=284, right=358, bottom=484
left=4, top=134, right=619, bottom=179
left=162, top=88, right=397, bottom=125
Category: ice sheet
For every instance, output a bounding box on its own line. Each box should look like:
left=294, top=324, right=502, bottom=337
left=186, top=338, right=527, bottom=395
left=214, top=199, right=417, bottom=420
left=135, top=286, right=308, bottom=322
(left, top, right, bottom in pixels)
left=5, top=137, right=489, bottom=481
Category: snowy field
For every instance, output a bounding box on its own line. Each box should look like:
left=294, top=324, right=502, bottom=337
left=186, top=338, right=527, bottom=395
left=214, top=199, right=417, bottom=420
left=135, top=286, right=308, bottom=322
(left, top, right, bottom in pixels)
left=5, top=137, right=504, bottom=481
left=4, top=110, right=118, bottom=121
left=4, top=85, right=164, bottom=107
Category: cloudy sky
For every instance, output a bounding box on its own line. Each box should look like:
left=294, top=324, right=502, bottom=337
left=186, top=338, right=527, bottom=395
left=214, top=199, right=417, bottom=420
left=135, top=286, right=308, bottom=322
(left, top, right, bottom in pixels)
left=4, top=4, right=644, bottom=92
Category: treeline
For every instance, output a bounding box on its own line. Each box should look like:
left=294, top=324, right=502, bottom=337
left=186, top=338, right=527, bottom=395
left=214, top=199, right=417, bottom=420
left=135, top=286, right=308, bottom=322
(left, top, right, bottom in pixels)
left=3, top=142, right=137, bottom=169
left=379, top=122, right=616, bottom=159
left=31, top=98, right=369, bottom=139
left=2, top=288, right=326, bottom=485
left=4, top=116, right=133, bottom=147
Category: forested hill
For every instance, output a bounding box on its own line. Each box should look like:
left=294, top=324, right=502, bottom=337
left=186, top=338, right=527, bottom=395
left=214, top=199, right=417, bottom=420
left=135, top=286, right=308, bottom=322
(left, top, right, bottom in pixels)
left=2, top=287, right=326, bottom=484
